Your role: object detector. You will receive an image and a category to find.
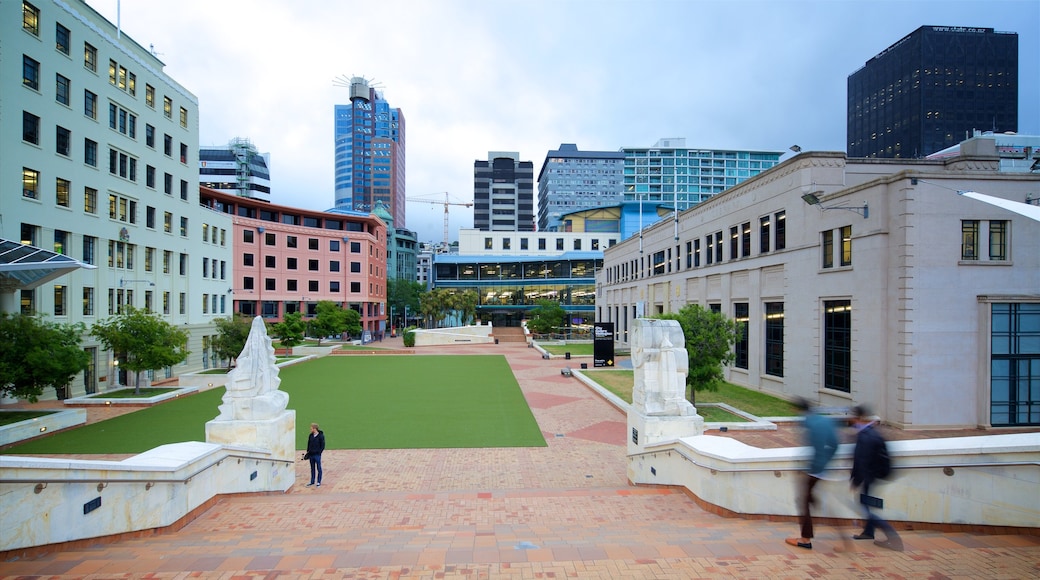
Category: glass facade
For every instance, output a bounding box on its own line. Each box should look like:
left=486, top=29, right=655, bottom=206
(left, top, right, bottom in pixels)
left=848, top=26, right=1018, bottom=158
left=990, top=303, right=1040, bottom=426
left=537, top=144, right=625, bottom=231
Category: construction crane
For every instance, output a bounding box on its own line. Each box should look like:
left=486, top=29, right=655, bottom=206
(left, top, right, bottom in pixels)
left=406, top=192, right=473, bottom=248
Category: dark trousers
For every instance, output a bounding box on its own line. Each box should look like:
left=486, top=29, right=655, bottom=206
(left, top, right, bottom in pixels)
left=798, top=474, right=821, bottom=538
left=859, top=480, right=897, bottom=538
left=309, top=454, right=323, bottom=484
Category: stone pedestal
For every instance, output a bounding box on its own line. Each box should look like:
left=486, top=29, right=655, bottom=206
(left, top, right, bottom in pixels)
left=627, top=411, right=705, bottom=455
left=205, top=409, right=296, bottom=461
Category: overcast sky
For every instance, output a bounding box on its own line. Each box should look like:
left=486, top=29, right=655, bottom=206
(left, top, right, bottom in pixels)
left=88, top=0, right=1039, bottom=244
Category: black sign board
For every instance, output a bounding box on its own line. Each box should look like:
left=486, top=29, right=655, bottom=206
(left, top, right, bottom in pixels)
left=593, top=322, right=615, bottom=367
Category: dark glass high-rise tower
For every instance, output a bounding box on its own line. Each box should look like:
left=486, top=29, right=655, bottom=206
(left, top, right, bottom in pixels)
left=848, top=26, right=1018, bottom=158
left=334, top=77, right=406, bottom=226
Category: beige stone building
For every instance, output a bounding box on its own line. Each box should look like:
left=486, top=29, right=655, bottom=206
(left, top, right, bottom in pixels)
left=597, top=138, right=1040, bottom=429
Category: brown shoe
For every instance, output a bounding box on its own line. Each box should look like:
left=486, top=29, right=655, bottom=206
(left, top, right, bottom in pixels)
left=786, top=537, right=812, bottom=549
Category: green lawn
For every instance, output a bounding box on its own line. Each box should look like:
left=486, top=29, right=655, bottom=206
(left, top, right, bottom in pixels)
left=2, top=355, right=545, bottom=454
left=584, top=369, right=798, bottom=417
left=539, top=343, right=594, bottom=355
left=87, top=388, right=178, bottom=398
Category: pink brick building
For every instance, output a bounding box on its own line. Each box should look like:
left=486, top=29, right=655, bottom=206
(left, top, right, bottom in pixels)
left=200, top=188, right=387, bottom=338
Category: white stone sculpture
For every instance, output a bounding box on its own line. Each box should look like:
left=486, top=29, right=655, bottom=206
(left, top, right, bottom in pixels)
left=213, top=316, right=289, bottom=421
left=631, top=318, right=695, bottom=416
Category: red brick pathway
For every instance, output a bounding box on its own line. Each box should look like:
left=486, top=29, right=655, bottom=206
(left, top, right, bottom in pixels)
left=2, top=339, right=1038, bottom=578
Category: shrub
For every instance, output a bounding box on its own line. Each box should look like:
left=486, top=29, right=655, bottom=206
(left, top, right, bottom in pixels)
left=402, top=327, right=417, bottom=347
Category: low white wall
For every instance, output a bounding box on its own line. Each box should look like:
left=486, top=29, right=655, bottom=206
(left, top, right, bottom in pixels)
left=0, top=441, right=294, bottom=553
left=411, top=324, right=494, bottom=346
left=628, top=433, right=1040, bottom=528
left=0, top=410, right=87, bottom=446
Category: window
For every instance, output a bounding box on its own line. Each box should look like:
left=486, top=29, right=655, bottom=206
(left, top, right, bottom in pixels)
left=56, top=23, right=70, bottom=55
left=760, top=215, right=771, bottom=253
left=775, top=211, right=786, bottom=250
left=180, top=143, right=187, bottom=164
left=520, top=238, right=528, bottom=250
left=23, top=2, right=40, bottom=35
left=330, top=281, right=340, bottom=292
left=84, top=90, right=97, bottom=118
left=989, top=220, right=1008, bottom=261
left=286, top=235, right=298, bottom=249
left=538, top=238, right=546, bottom=251
left=180, top=179, right=187, bottom=200
left=765, top=302, right=784, bottom=377
left=243, top=254, right=254, bottom=267
left=821, top=230, right=834, bottom=268
left=82, top=235, right=96, bottom=264
left=308, top=238, right=318, bottom=250
left=146, top=206, right=155, bottom=228
left=350, top=241, right=361, bottom=253
left=961, top=220, right=979, bottom=260
left=330, top=260, right=340, bottom=272
left=990, top=303, right=1040, bottom=426
left=164, top=211, right=172, bottom=233
left=308, top=280, right=319, bottom=292
left=693, top=239, right=701, bottom=267
left=107, top=148, right=137, bottom=181
left=840, top=225, right=852, bottom=267
left=54, top=285, right=67, bottom=316
left=22, top=111, right=39, bottom=144
left=56, top=74, right=70, bottom=105
left=82, top=287, right=95, bottom=316
left=109, top=104, right=136, bottom=138
left=329, top=240, right=340, bottom=252
left=180, top=217, right=188, bottom=237
left=823, top=300, right=852, bottom=393
left=243, top=230, right=254, bottom=243
left=163, top=172, right=172, bottom=195
left=556, top=238, right=564, bottom=251
left=54, top=126, right=70, bottom=156
left=145, top=85, right=154, bottom=108
left=734, top=303, right=749, bottom=369
left=266, top=278, right=276, bottom=291
left=179, top=253, right=187, bottom=276
left=145, top=124, right=154, bottom=147
left=729, top=226, right=739, bottom=260
left=54, top=229, right=69, bottom=254
left=286, top=279, right=297, bottom=291
left=84, top=138, right=97, bottom=166
left=308, top=259, right=319, bottom=271
left=351, top=281, right=361, bottom=293
left=265, top=255, right=276, bottom=268
left=485, top=237, right=493, bottom=250
left=163, top=251, right=172, bottom=274
left=23, top=168, right=40, bottom=199
left=164, top=134, right=172, bottom=156
left=83, top=187, right=97, bottom=214
left=350, top=262, right=361, bottom=273
left=163, top=96, right=173, bottom=118
left=265, top=233, right=276, bottom=246
left=84, top=42, right=97, bottom=71
left=108, top=59, right=116, bottom=84
left=23, top=55, right=40, bottom=90
left=741, top=222, right=751, bottom=258
left=180, top=107, right=188, bottom=128
left=574, top=239, right=582, bottom=251
left=145, top=247, right=154, bottom=272
left=146, top=165, right=155, bottom=188
left=56, top=178, right=70, bottom=207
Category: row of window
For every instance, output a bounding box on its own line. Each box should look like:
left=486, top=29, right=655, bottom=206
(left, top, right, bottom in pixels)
left=608, top=211, right=788, bottom=284
left=242, top=254, right=364, bottom=274
left=434, top=260, right=600, bottom=281
left=241, top=277, right=365, bottom=294
left=241, top=230, right=368, bottom=255
left=22, top=286, right=223, bottom=319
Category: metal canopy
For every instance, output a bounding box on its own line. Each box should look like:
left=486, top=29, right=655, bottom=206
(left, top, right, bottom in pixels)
left=0, top=238, right=95, bottom=292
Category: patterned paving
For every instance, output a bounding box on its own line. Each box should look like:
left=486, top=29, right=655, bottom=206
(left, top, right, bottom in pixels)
left=2, top=339, right=1038, bottom=579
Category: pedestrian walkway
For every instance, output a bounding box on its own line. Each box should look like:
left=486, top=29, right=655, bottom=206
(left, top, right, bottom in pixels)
left=2, top=340, right=1037, bottom=579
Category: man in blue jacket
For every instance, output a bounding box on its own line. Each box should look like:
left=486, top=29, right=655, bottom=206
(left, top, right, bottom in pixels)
left=303, top=422, right=325, bottom=487
left=787, top=398, right=838, bottom=550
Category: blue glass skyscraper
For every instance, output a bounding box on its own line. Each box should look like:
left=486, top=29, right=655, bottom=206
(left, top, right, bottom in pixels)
left=334, top=77, right=406, bottom=226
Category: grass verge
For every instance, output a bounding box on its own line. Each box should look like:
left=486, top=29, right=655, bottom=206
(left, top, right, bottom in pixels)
left=0, top=411, right=55, bottom=427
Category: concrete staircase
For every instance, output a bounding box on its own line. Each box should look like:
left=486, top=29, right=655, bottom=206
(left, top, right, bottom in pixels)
left=491, top=326, right=527, bottom=343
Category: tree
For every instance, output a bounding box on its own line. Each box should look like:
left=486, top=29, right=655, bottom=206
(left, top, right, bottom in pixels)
left=453, top=289, right=479, bottom=326
left=270, top=311, right=306, bottom=354
left=213, top=314, right=252, bottom=369
left=0, top=313, right=91, bottom=402
left=90, top=306, right=190, bottom=395
left=526, top=300, right=566, bottom=335
left=654, top=304, right=740, bottom=403
left=387, top=279, right=424, bottom=329
left=420, top=288, right=450, bottom=328
left=310, top=301, right=361, bottom=344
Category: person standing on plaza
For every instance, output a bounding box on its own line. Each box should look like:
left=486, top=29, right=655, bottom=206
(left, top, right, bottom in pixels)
left=786, top=398, right=838, bottom=550
left=303, top=422, right=325, bottom=487
left=850, top=405, right=902, bottom=550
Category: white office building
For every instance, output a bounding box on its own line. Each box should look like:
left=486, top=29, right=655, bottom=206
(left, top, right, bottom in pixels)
left=599, top=137, right=1040, bottom=429
left=2, top=0, right=232, bottom=398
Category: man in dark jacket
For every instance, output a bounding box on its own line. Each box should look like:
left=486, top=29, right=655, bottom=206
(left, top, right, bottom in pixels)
left=850, top=405, right=901, bottom=550
left=303, top=422, right=325, bottom=487
left=786, top=398, right=838, bottom=550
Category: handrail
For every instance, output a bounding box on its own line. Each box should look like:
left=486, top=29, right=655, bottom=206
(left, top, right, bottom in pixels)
left=629, top=448, right=1040, bottom=474
left=0, top=452, right=294, bottom=486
